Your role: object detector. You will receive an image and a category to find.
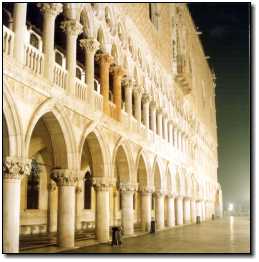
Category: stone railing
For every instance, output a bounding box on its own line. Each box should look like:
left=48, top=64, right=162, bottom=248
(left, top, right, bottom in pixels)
left=53, top=63, right=67, bottom=90
left=93, top=90, right=103, bottom=112
left=3, top=26, right=14, bottom=56
left=75, top=78, right=88, bottom=101
left=24, top=44, right=44, bottom=76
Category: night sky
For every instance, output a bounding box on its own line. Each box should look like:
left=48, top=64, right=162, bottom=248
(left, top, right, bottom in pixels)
left=188, top=3, right=250, bottom=209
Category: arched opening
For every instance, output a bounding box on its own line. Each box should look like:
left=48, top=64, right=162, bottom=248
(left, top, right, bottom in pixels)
left=3, top=115, right=10, bottom=159
left=79, top=131, right=105, bottom=235
left=20, top=112, right=68, bottom=246
left=3, top=3, right=14, bottom=30
left=113, top=145, right=130, bottom=227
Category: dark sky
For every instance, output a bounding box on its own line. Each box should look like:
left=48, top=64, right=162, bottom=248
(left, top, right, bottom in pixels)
left=188, top=3, right=250, bottom=209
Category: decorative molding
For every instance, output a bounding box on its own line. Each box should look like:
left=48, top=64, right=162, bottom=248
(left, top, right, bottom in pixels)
left=50, top=169, right=78, bottom=186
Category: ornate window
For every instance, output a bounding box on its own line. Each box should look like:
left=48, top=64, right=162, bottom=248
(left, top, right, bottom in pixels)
left=84, top=171, right=92, bottom=209
left=27, top=159, right=40, bottom=209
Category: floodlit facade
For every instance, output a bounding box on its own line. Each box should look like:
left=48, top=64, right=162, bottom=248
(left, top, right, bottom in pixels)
left=3, top=3, right=223, bottom=253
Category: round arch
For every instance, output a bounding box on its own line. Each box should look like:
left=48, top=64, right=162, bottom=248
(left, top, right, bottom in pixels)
left=3, top=87, right=23, bottom=158
left=25, top=99, right=77, bottom=169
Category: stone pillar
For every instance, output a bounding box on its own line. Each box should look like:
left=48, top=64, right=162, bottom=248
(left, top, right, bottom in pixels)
left=120, top=183, right=136, bottom=235
left=175, top=197, right=183, bottom=225
left=163, top=114, right=168, bottom=141
left=173, top=126, right=178, bottom=148
left=95, top=53, right=113, bottom=115
left=157, top=108, right=163, bottom=136
left=140, top=187, right=152, bottom=232
left=110, top=65, right=125, bottom=121
left=154, top=191, right=165, bottom=230
left=3, top=157, right=31, bottom=253
left=61, top=20, right=82, bottom=94
left=39, top=3, right=63, bottom=81
left=191, top=199, right=197, bottom=223
left=133, top=87, right=142, bottom=123
left=150, top=101, right=157, bottom=133
left=168, top=121, right=173, bottom=144
left=47, top=180, right=58, bottom=233
left=51, top=169, right=77, bottom=248
left=13, top=3, right=27, bottom=64
left=123, top=78, right=133, bottom=116
left=93, top=177, right=113, bottom=243
left=183, top=198, right=191, bottom=224
left=142, top=94, right=150, bottom=128
left=167, top=194, right=175, bottom=227
left=75, top=184, right=82, bottom=231
left=80, top=37, right=100, bottom=104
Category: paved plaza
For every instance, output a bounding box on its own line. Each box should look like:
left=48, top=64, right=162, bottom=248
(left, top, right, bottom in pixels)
left=63, top=216, right=250, bottom=254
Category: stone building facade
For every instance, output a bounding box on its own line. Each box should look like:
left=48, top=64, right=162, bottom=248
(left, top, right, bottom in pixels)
left=3, top=3, right=223, bottom=253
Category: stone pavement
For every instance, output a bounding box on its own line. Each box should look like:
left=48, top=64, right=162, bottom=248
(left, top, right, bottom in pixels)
left=63, top=216, right=250, bottom=253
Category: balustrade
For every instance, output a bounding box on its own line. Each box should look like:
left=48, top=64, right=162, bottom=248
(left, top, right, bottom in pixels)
left=53, top=63, right=67, bottom=89
left=3, top=26, right=14, bottom=56
left=75, top=78, right=88, bottom=101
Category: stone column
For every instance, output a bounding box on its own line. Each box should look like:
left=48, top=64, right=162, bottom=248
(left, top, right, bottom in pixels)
left=47, top=180, right=57, bottom=233
left=75, top=184, right=82, bottom=231
left=168, top=121, right=173, bottom=144
left=183, top=198, right=191, bottom=224
left=110, top=65, right=125, bottom=121
left=154, top=191, right=165, bottom=230
left=51, top=169, right=78, bottom=248
left=120, top=183, right=136, bottom=235
left=80, top=38, right=100, bottom=105
left=150, top=101, right=157, bottom=134
left=175, top=197, right=183, bottom=225
left=173, top=126, right=178, bottom=148
left=140, top=187, right=152, bottom=232
left=167, top=194, right=175, bottom=227
left=95, top=53, right=113, bottom=115
left=39, top=3, right=63, bottom=81
left=123, top=78, right=133, bottom=116
left=142, top=94, right=150, bottom=128
left=61, top=20, right=82, bottom=94
left=163, top=114, right=168, bottom=141
left=133, top=87, right=142, bottom=123
left=13, top=3, right=27, bottom=64
left=157, top=108, right=163, bottom=136
left=191, top=199, right=197, bottom=223
left=93, top=177, right=113, bottom=243
left=3, top=157, right=31, bottom=253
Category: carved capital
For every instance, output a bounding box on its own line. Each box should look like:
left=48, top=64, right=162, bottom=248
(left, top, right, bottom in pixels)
left=150, top=101, right=157, bottom=111
left=157, top=108, right=163, bottom=115
left=139, top=185, right=153, bottom=195
left=133, top=87, right=143, bottom=97
left=3, top=157, right=31, bottom=180
left=92, top=177, right=115, bottom=191
left=142, top=93, right=150, bottom=104
left=110, top=65, right=125, bottom=79
left=76, top=186, right=82, bottom=193
left=122, top=77, right=133, bottom=89
left=95, top=53, right=113, bottom=66
left=48, top=180, right=57, bottom=192
left=119, top=183, right=137, bottom=192
left=153, top=190, right=165, bottom=198
left=50, top=169, right=78, bottom=186
left=61, top=19, right=82, bottom=36
left=80, top=38, right=100, bottom=54
left=38, top=3, right=63, bottom=17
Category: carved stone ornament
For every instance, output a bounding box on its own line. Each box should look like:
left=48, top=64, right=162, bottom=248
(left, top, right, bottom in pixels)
left=48, top=180, right=57, bottom=192
left=95, top=53, right=114, bottom=66
left=80, top=38, right=100, bottom=53
left=153, top=190, right=166, bottom=198
left=61, top=20, right=82, bottom=36
left=142, top=93, right=150, bottom=104
left=38, top=3, right=63, bottom=17
left=110, top=65, right=125, bottom=79
left=122, top=77, right=133, bottom=89
left=92, top=177, right=115, bottom=191
left=3, top=157, right=31, bottom=180
left=139, top=185, right=154, bottom=195
left=119, top=183, right=137, bottom=193
left=50, top=169, right=78, bottom=186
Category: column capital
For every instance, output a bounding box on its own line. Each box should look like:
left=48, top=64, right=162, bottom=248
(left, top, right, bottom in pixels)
left=76, top=186, right=82, bottom=193
left=95, top=53, right=114, bottom=66
left=48, top=180, right=57, bottom=192
left=133, top=87, right=143, bottom=97
left=157, top=107, right=163, bottom=115
left=150, top=101, right=157, bottom=111
left=139, top=185, right=154, bottom=195
left=142, top=93, right=150, bottom=104
left=110, top=65, right=126, bottom=79
left=92, top=177, right=115, bottom=191
left=80, top=37, right=100, bottom=54
left=61, top=19, right=82, bottom=36
left=154, top=190, right=165, bottom=197
left=119, top=183, right=137, bottom=192
left=122, top=77, right=133, bottom=89
left=50, top=169, right=78, bottom=186
left=3, top=157, right=31, bottom=180
left=38, top=3, right=63, bottom=17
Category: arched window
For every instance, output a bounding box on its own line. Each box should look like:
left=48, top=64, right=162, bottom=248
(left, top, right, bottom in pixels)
left=84, top=171, right=92, bottom=209
left=27, top=159, right=40, bottom=209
